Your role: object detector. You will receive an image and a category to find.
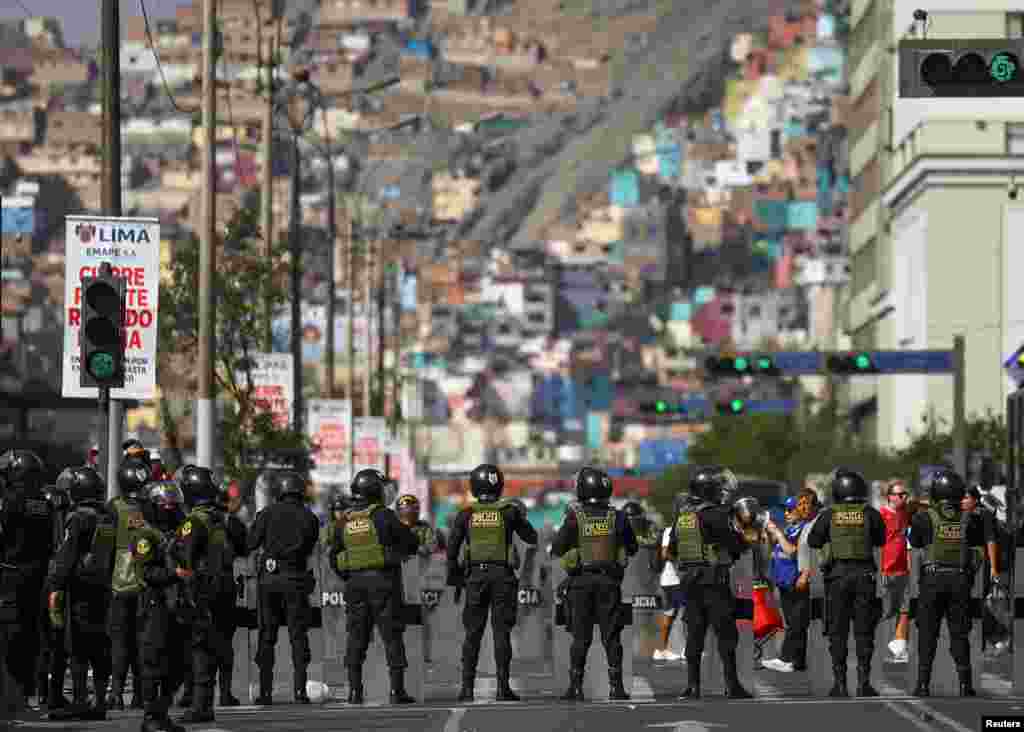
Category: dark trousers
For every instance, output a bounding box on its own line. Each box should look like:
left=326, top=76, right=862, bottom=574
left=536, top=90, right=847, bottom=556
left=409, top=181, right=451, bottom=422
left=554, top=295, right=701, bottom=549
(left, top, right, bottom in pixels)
left=107, top=594, right=140, bottom=694
left=568, top=572, right=624, bottom=671
left=343, top=570, right=407, bottom=670
left=213, top=594, right=238, bottom=687
left=916, top=569, right=973, bottom=672
left=2, top=567, right=46, bottom=697
left=139, top=595, right=187, bottom=719
left=256, top=573, right=313, bottom=688
left=67, top=589, right=111, bottom=704
left=778, top=585, right=810, bottom=667
left=461, top=565, right=518, bottom=674
left=682, top=577, right=738, bottom=667
left=826, top=569, right=879, bottom=669
left=38, top=587, right=68, bottom=699
left=188, top=605, right=219, bottom=710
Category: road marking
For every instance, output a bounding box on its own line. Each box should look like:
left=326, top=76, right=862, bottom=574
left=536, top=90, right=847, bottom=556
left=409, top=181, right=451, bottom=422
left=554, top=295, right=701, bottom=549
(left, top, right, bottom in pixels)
left=647, top=722, right=729, bottom=730
left=882, top=701, right=940, bottom=732
left=904, top=701, right=979, bottom=732
left=444, top=707, right=466, bottom=732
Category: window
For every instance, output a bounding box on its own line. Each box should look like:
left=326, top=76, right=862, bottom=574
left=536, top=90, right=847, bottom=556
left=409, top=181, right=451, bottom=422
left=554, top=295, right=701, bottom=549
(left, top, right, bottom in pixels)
left=851, top=237, right=877, bottom=296
left=1009, top=123, right=1024, bottom=156
left=1009, top=12, right=1024, bottom=38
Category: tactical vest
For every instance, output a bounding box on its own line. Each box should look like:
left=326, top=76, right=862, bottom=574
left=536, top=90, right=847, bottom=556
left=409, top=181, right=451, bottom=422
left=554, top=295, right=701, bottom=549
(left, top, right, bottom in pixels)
left=674, top=503, right=721, bottom=565
left=573, top=506, right=617, bottom=567
left=467, top=501, right=509, bottom=564
left=112, top=498, right=160, bottom=595
left=188, top=507, right=235, bottom=582
left=339, top=504, right=387, bottom=571
left=71, top=506, right=114, bottom=587
left=829, top=502, right=871, bottom=561
left=927, top=506, right=964, bottom=566
left=413, top=522, right=435, bottom=549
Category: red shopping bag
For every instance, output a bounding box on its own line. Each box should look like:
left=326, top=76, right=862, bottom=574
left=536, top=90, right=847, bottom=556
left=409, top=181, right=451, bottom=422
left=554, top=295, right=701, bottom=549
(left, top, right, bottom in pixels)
left=752, top=581, right=784, bottom=640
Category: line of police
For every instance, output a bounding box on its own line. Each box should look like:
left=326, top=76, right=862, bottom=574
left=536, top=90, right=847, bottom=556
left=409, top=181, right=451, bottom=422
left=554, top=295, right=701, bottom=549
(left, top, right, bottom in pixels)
left=2, top=447, right=996, bottom=730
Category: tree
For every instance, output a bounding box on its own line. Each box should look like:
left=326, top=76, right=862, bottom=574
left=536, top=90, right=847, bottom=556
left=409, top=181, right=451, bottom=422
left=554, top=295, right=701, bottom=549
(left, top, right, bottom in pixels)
left=896, top=409, right=1008, bottom=478
left=157, top=203, right=311, bottom=487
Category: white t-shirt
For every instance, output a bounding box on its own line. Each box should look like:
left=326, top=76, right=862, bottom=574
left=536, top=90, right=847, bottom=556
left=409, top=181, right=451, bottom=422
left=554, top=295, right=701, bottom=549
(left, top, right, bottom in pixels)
left=659, top=526, right=680, bottom=587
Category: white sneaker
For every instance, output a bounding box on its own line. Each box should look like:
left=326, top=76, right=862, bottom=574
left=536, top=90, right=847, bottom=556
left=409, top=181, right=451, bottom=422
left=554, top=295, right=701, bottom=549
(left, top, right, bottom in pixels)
left=888, top=639, right=907, bottom=657
left=891, top=651, right=908, bottom=664
left=762, top=658, right=794, bottom=673
left=664, top=650, right=682, bottom=661
left=653, top=649, right=668, bottom=661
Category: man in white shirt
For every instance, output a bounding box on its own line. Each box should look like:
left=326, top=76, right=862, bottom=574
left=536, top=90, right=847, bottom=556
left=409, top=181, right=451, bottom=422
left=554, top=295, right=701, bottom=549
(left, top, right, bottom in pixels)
left=654, top=526, right=685, bottom=660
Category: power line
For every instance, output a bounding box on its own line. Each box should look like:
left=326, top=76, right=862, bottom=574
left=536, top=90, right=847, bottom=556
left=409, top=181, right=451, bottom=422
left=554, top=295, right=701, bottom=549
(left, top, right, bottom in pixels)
left=138, top=0, right=190, bottom=113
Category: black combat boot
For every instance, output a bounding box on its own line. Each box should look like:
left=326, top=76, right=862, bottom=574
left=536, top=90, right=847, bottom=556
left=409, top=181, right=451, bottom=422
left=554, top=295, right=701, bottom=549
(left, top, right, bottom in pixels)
left=294, top=666, right=310, bottom=704
left=856, top=663, right=878, bottom=697
left=457, top=671, right=475, bottom=702
left=678, top=664, right=701, bottom=700
left=829, top=664, right=848, bottom=697
left=48, top=668, right=90, bottom=721
left=913, top=665, right=930, bottom=697
left=254, top=667, right=274, bottom=705
left=179, top=686, right=214, bottom=724
left=46, top=675, right=68, bottom=710
left=957, top=666, right=976, bottom=697
left=347, top=667, right=363, bottom=705
left=723, top=651, right=752, bottom=699
left=561, top=667, right=584, bottom=701
left=176, top=684, right=192, bottom=709
left=608, top=668, right=629, bottom=700
left=389, top=668, right=415, bottom=704
left=496, top=667, right=519, bottom=701
left=218, top=671, right=240, bottom=707
left=107, top=682, right=125, bottom=711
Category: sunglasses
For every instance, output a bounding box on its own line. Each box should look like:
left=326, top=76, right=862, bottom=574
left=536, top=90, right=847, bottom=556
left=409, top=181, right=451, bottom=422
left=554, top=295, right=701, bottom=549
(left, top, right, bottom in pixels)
left=889, top=492, right=908, bottom=498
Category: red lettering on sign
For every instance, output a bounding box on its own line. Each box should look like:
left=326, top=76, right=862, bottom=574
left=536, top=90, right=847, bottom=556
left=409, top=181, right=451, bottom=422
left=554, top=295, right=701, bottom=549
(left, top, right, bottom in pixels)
left=78, top=265, right=146, bottom=285
left=69, top=308, right=81, bottom=326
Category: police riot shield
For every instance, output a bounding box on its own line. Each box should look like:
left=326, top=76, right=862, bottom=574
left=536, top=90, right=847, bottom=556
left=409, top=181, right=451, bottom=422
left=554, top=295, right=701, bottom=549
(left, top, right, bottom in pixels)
left=230, top=555, right=257, bottom=702
left=317, top=535, right=347, bottom=699
left=418, top=554, right=458, bottom=670
left=622, top=544, right=662, bottom=661
left=805, top=531, right=831, bottom=697
left=511, top=536, right=550, bottom=661
left=550, top=556, right=635, bottom=700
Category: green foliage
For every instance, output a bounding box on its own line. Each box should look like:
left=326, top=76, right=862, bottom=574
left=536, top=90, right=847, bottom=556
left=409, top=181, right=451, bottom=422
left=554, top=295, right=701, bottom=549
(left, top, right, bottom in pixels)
left=157, top=204, right=311, bottom=486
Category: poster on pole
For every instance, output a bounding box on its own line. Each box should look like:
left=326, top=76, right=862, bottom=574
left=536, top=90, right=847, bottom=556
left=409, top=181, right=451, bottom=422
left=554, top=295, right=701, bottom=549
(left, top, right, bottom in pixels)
left=62, top=215, right=160, bottom=400
left=352, top=416, right=387, bottom=475
left=307, top=399, right=352, bottom=486
left=236, top=353, right=294, bottom=429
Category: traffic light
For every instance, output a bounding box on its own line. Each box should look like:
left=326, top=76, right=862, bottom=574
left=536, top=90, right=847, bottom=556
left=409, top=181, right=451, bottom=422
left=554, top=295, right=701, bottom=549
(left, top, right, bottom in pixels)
left=826, top=351, right=878, bottom=375
left=705, top=354, right=778, bottom=377
left=79, top=265, right=126, bottom=389
left=716, top=398, right=746, bottom=416
left=899, top=39, right=1024, bottom=97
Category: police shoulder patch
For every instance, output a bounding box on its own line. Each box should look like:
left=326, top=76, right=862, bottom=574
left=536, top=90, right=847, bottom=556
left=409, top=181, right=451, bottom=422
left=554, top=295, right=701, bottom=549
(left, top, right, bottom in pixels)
left=179, top=521, right=192, bottom=537
left=134, top=538, right=152, bottom=558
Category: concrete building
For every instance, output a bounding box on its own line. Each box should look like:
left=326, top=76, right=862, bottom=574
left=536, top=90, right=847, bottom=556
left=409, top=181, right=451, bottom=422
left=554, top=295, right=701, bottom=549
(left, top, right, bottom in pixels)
left=842, top=0, right=1024, bottom=449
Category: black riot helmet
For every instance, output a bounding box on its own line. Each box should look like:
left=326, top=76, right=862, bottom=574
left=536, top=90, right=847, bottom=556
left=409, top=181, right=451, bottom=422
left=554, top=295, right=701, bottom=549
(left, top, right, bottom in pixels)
left=673, top=491, right=702, bottom=516
left=329, top=492, right=350, bottom=514
left=277, top=471, right=307, bottom=500
left=930, top=468, right=967, bottom=505
left=831, top=467, right=869, bottom=504
left=469, top=464, right=504, bottom=501
left=177, top=464, right=217, bottom=506
left=149, top=480, right=185, bottom=513
left=575, top=466, right=613, bottom=504
left=350, top=468, right=387, bottom=505
left=56, top=466, right=105, bottom=504
left=623, top=501, right=644, bottom=519
left=118, top=456, right=152, bottom=498
left=0, top=449, right=45, bottom=487
left=690, top=466, right=738, bottom=505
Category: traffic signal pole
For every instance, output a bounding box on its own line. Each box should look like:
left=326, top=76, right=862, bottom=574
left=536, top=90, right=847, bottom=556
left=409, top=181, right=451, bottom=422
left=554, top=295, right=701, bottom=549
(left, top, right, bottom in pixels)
left=100, top=0, right=122, bottom=498
left=953, top=334, right=967, bottom=477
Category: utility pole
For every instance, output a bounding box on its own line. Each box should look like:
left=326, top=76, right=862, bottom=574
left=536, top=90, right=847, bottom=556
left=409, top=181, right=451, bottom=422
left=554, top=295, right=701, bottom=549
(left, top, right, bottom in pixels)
left=100, top=0, right=123, bottom=498
left=363, top=233, right=373, bottom=418
left=324, top=122, right=337, bottom=398
left=952, top=334, right=967, bottom=477
left=376, top=259, right=386, bottom=414
left=290, top=133, right=303, bottom=433
left=347, top=203, right=355, bottom=471
left=196, top=0, right=218, bottom=470
left=260, top=12, right=281, bottom=351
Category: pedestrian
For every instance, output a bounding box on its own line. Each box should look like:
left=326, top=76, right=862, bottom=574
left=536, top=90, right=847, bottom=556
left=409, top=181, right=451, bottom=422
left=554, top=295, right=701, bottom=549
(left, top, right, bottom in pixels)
left=666, top=466, right=753, bottom=699
left=551, top=467, right=637, bottom=702
left=447, top=464, right=538, bottom=702
left=910, top=468, right=998, bottom=696
left=962, top=486, right=1008, bottom=655
left=654, top=519, right=684, bottom=661
left=762, top=495, right=810, bottom=672
left=171, top=465, right=237, bottom=723
left=807, top=468, right=886, bottom=697
left=333, top=469, right=419, bottom=704
left=880, top=479, right=913, bottom=663
left=396, top=495, right=439, bottom=557
left=45, top=466, right=112, bottom=722
left=247, top=471, right=319, bottom=706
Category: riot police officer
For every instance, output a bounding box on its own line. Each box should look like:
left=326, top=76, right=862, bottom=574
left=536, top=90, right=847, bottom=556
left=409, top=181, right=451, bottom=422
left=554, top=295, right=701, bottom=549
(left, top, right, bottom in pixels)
left=45, top=466, right=112, bottom=722
left=807, top=468, right=886, bottom=697
left=666, top=466, right=752, bottom=699
left=397, top=495, right=439, bottom=556
left=38, top=482, right=72, bottom=709
left=909, top=468, right=994, bottom=697
left=0, top=449, right=55, bottom=708
left=105, top=456, right=155, bottom=710
left=551, top=467, right=637, bottom=701
left=135, top=481, right=187, bottom=732
left=171, top=465, right=236, bottom=723
left=447, top=464, right=538, bottom=702
left=248, top=471, right=320, bottom=705
left=334, top=469, right=419, bottom=705
left=623, top=502, right=659, bottom=548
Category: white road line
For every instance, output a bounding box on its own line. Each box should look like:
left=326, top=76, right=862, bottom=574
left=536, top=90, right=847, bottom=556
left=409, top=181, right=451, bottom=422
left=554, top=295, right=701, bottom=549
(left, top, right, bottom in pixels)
left=906, top=701, right=982, bottom=732
left=443, top=707, right=466, bottom=732
left=882, top=701, right=941, bottom=732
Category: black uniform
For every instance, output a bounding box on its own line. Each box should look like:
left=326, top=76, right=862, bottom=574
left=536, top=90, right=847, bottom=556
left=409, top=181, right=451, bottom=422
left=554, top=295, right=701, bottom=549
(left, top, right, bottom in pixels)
left=45, top=498, right=112, bottom=721
left=0, top=451, right=55, bottom=702
left=447, top=469, right=538, bottom=701
left=908, top=469, right=993, bottom=697
left=807, top=469, right=885, bottom=697
left=248, top=472, right=320, bottom=705
left=38, top=486, right=71, bottom=709
left=214, top=511, right=247, bottom=704
left=334, top=469, right=419, bottom=705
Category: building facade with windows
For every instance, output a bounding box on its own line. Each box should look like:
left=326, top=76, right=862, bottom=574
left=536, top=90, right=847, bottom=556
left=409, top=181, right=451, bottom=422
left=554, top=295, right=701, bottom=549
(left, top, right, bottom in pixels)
left=843, top=0, right=1024, bottom=448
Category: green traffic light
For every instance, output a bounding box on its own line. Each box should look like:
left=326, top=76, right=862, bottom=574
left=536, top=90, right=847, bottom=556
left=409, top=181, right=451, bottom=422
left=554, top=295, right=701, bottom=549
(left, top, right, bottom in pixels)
left=655, top=400, right=667, bottom=413
left=990, top=52, right=1020, bottom=83
left=730, top=399, right=744, bottom=413
left=855, top=353, right=872, bottom=370
left=756, top=357, right=772, bottom=370
left=87, top=351, right=117, bottom=380
left=734, top=357, right=749, bottom=371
